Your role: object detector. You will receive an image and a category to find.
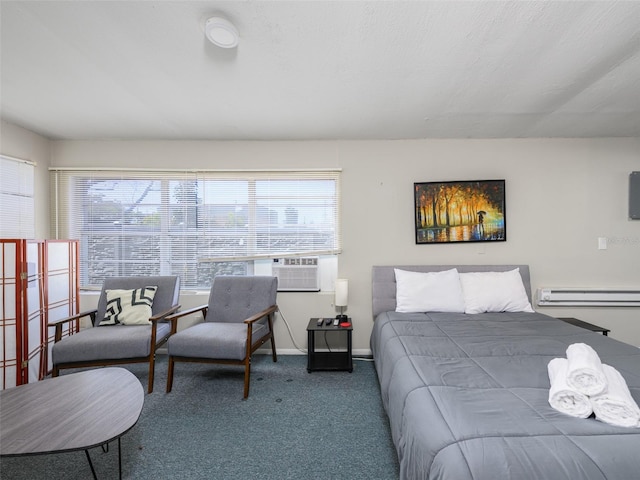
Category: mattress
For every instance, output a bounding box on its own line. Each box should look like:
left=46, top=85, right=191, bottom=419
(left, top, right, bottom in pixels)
left=370, top=266, right=640, bottom=480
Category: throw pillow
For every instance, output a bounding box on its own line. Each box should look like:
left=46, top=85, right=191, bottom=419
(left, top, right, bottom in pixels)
left=99, top=286, right=157, bottom=326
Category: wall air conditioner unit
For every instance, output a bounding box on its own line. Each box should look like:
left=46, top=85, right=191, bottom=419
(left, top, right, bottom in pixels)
left=536, top=288, right=640, bottom=307
left=272, top=257, right=320, bottom=292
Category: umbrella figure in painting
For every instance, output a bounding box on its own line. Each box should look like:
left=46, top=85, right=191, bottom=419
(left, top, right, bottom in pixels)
left=477, top=211, right=486, bottom=236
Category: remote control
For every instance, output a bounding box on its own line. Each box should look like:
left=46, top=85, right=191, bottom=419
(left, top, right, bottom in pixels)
left=317, top=318, right=323, bottom=326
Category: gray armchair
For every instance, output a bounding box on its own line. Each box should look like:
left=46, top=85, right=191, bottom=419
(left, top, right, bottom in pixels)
left=49, top=276, right=180, bottom=393
left=166, top=275, right=278, bottom=398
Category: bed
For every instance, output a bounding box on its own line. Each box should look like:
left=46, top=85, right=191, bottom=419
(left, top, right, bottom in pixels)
left=370, top=265, right=640, bottom=480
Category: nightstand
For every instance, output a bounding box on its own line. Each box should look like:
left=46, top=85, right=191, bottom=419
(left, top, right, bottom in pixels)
left=306, top=318, right=353, bottom=373
left=557, top=317, right=610, bottom=336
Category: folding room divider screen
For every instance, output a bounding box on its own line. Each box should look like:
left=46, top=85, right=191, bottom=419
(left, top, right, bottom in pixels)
left=0, top=239, right=79, bottom=389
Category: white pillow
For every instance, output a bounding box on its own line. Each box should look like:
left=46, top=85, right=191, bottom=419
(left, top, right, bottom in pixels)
left=394, top=268, right=466, bottom=313
left=99, top=286, right=157, bottom=326
left=458, top=269, right=534, bottom=314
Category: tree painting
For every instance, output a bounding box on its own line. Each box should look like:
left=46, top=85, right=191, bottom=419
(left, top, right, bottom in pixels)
left=415, top=180, right=506, bottom=243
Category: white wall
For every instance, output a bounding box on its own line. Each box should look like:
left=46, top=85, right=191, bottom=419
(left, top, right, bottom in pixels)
left=0, top=120, right=51, bottom=239
left=47, top=137, right=640, bottom=350
left=2, top=127, right=638, bottom=349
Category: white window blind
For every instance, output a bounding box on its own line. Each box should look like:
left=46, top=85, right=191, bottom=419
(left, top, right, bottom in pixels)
left=50, top=168, right=341, bottom=289
left=0, top=155, right=35, bottom=239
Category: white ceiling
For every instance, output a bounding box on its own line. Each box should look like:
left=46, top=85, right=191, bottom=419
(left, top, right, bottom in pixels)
left=1, top=0, right=640, bottom=141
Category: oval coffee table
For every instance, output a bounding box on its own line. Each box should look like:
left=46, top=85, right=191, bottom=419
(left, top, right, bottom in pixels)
left=0, top=367, right=144, bottom=479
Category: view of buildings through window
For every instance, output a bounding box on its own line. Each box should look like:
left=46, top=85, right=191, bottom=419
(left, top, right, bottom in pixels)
left=53, top=171, right=340, bottom=289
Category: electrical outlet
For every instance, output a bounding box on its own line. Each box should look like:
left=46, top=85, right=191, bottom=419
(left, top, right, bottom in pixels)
left=598, top=237, right=607, bottom=250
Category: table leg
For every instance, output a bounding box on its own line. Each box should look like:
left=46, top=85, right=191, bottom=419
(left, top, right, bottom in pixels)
left=118, top=437, right=122, bottom=480
left=84, top=449, right=98, bottom=480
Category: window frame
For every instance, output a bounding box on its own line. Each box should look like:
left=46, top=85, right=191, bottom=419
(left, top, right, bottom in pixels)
left=50, top=168, right=342, bottom=289
left=1, top=155, right=35, bottom=239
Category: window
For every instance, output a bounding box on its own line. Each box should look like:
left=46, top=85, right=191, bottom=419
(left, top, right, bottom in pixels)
left=50, top=168, right=341, bottom=289
left=0, top=155, right=35, bottom=239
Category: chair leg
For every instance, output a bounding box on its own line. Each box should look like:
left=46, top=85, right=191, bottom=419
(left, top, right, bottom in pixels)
left=243, top=357, right=251, bottom=399
left=166, top=356, right=175, bottom=393
left=147, top=353, right=155, bottom=394
left=52, top=366, right=60, bottom=377
left=271, top=336, right=277, bottom=363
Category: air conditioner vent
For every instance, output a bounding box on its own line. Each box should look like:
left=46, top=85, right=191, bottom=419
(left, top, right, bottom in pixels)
left=272, top=257, right=320, bottom=292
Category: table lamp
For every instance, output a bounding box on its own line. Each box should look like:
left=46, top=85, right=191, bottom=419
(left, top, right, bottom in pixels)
left=335, top=278, right=349, bottom=321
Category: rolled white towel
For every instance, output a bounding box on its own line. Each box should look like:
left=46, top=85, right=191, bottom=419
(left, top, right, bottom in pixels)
left=565, top=343, right=607, bottom=396
left=591, top=364, right=640, bottom=428
left=547, top=357, right=592, bottom=418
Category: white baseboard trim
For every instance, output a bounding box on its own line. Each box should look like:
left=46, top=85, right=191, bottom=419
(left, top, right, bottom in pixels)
left=257, top=348, right=372, bottom=357
left=158, top=347, right=373, bottom=357
left=353, top=349, right=373, bottom=357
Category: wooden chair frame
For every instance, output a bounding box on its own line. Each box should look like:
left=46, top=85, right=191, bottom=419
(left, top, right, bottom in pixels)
left=165, top=304, right=278, bottom=398
left=49, top=304, right=179, bottom=393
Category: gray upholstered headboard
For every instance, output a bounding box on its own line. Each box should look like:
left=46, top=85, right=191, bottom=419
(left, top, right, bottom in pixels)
left=371, top=265, right=532, bottom=320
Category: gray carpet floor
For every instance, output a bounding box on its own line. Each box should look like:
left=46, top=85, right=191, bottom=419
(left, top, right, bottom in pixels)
left=0, top=355, right=399, bottom=479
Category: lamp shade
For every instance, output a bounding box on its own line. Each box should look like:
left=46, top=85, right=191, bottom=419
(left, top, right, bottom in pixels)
left=335, top=279, right=348, bottom=307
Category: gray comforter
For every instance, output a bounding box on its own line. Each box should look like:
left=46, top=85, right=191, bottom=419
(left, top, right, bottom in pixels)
left=370, top=310, right=640, bottom=480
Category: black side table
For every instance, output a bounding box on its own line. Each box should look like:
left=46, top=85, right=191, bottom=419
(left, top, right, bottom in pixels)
left=307, top=318, right=353, bottom=373
left=557, top=317, right=610, bottom=336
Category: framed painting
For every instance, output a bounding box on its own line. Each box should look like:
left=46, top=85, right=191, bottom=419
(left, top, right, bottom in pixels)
left=414, top=179, right=506, bottom=244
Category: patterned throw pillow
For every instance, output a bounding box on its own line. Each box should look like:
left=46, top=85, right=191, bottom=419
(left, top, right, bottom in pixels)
left=99, top=286, right=158, bottom=326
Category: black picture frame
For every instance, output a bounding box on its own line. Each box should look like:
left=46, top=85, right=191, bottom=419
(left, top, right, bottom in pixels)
left=414, top=179, right=506, bottom=244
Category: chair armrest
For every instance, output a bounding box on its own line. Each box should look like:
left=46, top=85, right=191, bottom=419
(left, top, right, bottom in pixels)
left=149, top=304, right=181, bottom=322
left=48, top=309, right=98, bottom=328
left=244, top=304, right=279, bottom=324
left=48, top=309, right=98, bottom=342
left=165, top=304, right=208, bottom=334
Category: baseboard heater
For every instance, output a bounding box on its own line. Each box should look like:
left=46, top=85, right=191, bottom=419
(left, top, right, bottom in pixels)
left=537, top=288, right=640, bottom=307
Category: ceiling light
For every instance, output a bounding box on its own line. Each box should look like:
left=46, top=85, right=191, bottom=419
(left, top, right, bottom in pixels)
left=205, top=17, right=239, bottom=48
